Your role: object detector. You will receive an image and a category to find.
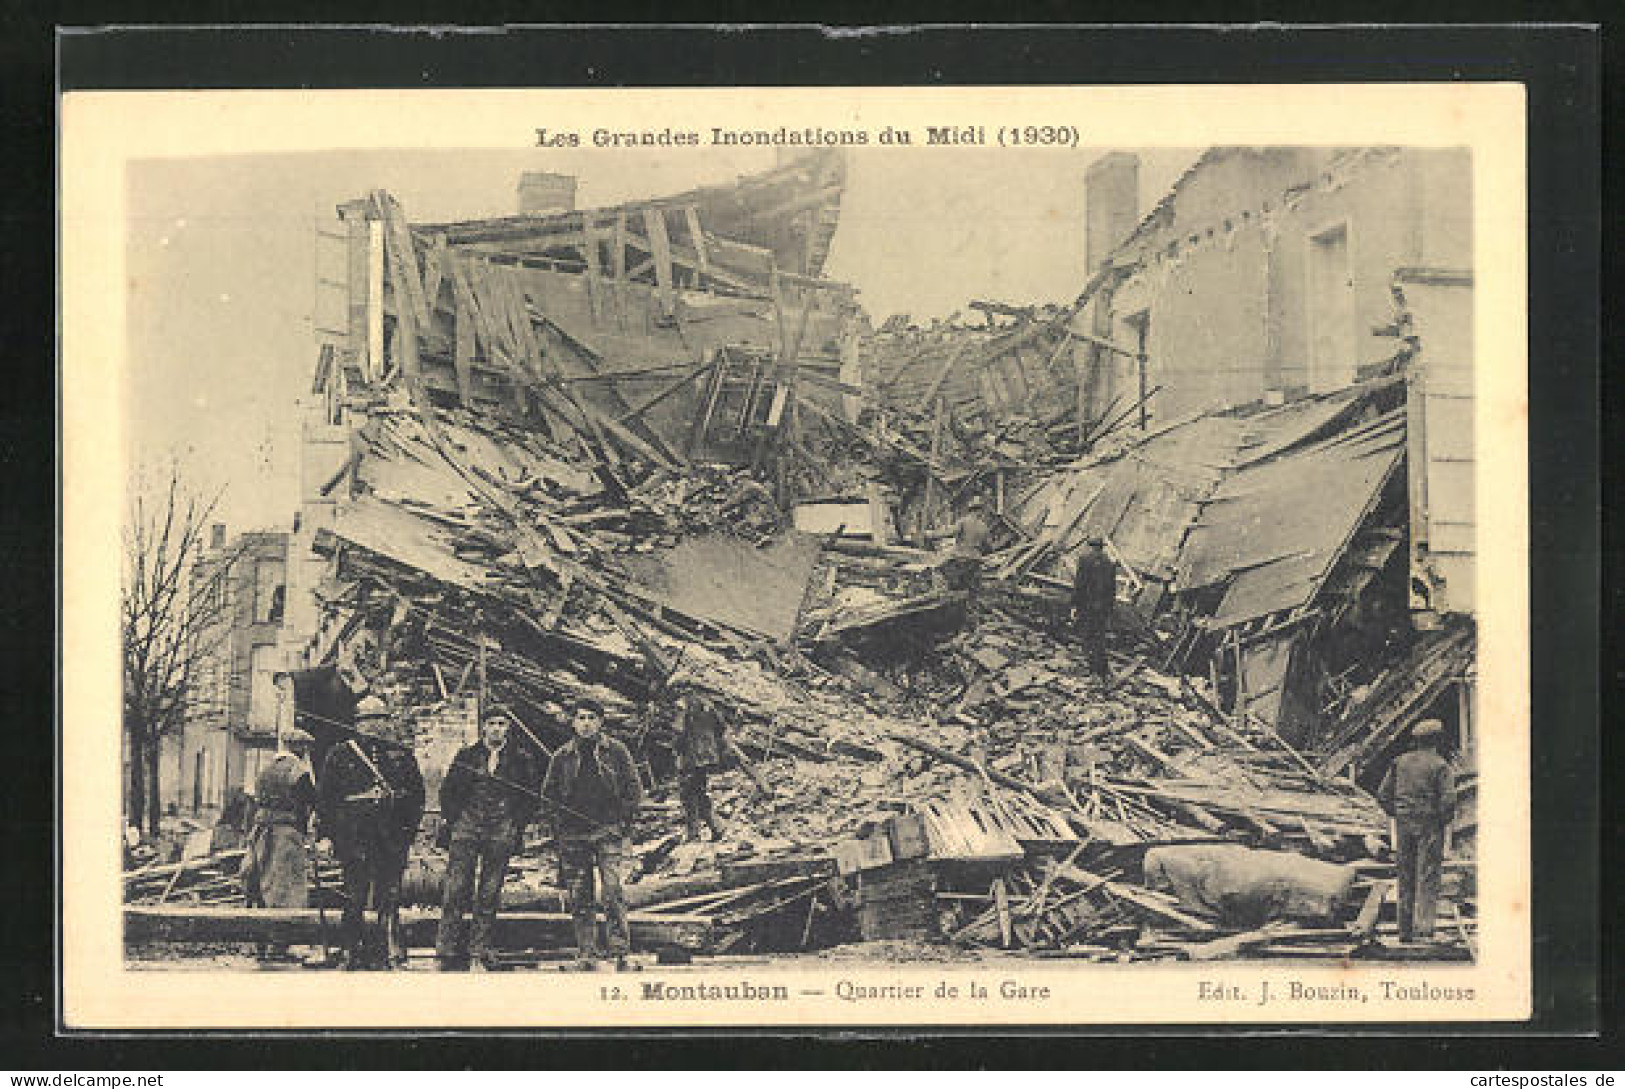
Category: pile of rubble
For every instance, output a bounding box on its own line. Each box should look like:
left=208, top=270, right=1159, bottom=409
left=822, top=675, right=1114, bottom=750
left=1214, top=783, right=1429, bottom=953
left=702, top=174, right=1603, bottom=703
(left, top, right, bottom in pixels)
left=127, top=381, right=1476, bottom=963
left=124, top=169, right=1476, bottom=965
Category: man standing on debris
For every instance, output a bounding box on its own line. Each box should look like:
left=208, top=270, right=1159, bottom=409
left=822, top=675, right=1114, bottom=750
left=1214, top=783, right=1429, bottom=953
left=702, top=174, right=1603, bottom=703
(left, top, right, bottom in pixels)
left=942, top=494, right=993, bottom=596
left=1377, top=719, right=1456, bottom=943
left=670, top=681, right=771, bottom=843
left=542, top=697, right=644, bottom=969
left=317, top=695, right=426, bottom=969
left=435, top=709, right=543, bottom=971
left=1071, top=536, right=1117, bottom=681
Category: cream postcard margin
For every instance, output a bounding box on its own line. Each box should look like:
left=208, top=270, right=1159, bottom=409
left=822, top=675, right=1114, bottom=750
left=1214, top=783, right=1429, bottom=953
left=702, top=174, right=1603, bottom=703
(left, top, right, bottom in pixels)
left=61, top=84, right=1529, bottom=1028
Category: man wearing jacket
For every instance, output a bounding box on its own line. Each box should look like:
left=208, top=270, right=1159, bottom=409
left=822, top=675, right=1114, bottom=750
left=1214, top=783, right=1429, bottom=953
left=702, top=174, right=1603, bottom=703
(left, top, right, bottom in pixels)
left=435, top=709, right=543, bottom=970
left=1377, top=719, right=1456, bottom=943
left=1071, top=536, right=1117, bottom=681
left=316, top=695, right=425, bottom=969
left=670, top=681, right=772, bottom=842
left=541, top=697, right=643, bottom=968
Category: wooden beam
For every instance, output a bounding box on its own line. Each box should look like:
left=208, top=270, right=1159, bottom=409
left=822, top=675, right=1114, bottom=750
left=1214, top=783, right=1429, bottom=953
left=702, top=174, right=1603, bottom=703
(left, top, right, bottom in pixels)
left=451, top=277, right=475, bottom=406
left=1071, top=329, right=1139, bottom=358
left=682, top=205, right=710, bottom=273
left=922, top=339, right=975, bottom=405
left=124, top=905, right=715, bottom=950
left=421, top=234, right=447, bottom=317
left=642, top=207, right=677, bottom=312
left=371, top=191, right=431, bottom=331
left=1349, top=879, right=1390, bottom=938
left=687, top=350, right=729, bottom=457
left=616, top=359, right=716, bottom=424
left=581, top=224, right=605, bottom=324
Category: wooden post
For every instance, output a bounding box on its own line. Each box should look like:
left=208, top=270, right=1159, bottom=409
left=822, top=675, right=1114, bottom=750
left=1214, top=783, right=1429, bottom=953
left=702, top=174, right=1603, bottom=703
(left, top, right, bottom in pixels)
left=682, top=205, right=710, bottom=275
left=451, top=262, right=475, bottom=406
left=642, top=208, right=676, bottom=315
left=476, top=625, right=489, bottom=721
left=1137, top=349, right=1149, bottom=431
left=1232, top=628, right=1248, bottom=732
left=582, top=219, right=604, bottom=324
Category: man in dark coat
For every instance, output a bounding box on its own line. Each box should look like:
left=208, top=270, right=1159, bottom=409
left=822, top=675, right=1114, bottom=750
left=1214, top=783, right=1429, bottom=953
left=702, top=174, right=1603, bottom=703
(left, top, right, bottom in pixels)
left=1071, top=536, right=1117, bottom=680
left=435, top=709, right=542, bottom=970
left=1377, top=719, right=1456, bottom=942
left=541, top=697, right=643, bottom=969
left=317, top=695, right=425, bottom=970
left=669, top=683, right=770, bottom=843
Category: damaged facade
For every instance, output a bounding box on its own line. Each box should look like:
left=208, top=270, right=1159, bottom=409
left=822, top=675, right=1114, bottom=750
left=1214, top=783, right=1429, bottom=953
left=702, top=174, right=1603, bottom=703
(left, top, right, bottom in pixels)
left=153, top=527, right=290, bottom=817
left=131, top=146, right=1479, bottom=966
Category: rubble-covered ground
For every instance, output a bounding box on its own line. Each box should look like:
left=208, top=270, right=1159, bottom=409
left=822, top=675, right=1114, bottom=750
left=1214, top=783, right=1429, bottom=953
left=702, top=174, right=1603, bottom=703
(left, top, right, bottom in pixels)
left=127, top=559, right=1476, bottom=965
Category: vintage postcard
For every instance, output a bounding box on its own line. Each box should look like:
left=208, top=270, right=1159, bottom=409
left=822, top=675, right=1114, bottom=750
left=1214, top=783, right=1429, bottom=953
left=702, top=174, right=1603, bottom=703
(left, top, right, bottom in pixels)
left=62, top=82, right=1528, bottom=1028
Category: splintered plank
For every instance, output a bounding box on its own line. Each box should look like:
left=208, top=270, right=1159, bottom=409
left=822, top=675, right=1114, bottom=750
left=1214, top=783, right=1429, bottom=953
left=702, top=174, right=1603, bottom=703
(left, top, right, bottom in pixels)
left=682, top=205, right=710, bottom=273
left=992, top=878, right=1013, bottom=948
left=452, top=257, right=511, bottom=368
left=421, top=234, right=447, bottom=318
left=1349, top=879, right=1390, bottom=938
left=617, top=359, right=716, bottom=425
left=1058, top=864, right=1218, bottom=934
left=1177, top=921, right=1299, bottom=961
left=642, top=207, right=677, bottom=314
left=372, top=191, right=431, bottom=331
left=503, top=271, right=548, bottom=380
left=451, top=275, right=476, bottom=405
left=582, top=221, right=606, bottom=324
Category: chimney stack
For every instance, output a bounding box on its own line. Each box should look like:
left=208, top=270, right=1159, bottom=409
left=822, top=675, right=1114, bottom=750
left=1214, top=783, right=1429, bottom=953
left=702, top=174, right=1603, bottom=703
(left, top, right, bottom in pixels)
left=210, top=523, right=227, bottom=551
left=1085, top=152, right=1141, bottom=271
left=517, top=172, right=577, bottom=216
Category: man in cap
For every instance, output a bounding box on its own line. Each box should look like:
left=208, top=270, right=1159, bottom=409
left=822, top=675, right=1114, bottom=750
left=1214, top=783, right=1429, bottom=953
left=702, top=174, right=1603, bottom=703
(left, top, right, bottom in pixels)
left=541, top=697, right=643, bottom=969
left=317, top=694, right=425, bottom=969
left=668, top=680, right=770, bottom=843
left=435, top=708, right=543, bottom=970
left=1377, top=719, right=1456, bottom=942
left=242, top=727, right=318, bottom=962
left=1070, top=536, right=1117, bottom=681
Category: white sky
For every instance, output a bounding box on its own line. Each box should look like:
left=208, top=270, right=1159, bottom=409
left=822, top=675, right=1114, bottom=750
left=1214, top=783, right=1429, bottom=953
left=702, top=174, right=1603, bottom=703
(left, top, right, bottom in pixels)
left=125, top=147, right=1198, bottom=533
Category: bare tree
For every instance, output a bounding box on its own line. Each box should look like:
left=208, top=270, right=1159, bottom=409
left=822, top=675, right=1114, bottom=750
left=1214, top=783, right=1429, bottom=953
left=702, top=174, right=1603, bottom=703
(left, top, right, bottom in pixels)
left=121, top=465, right=247, bottom=838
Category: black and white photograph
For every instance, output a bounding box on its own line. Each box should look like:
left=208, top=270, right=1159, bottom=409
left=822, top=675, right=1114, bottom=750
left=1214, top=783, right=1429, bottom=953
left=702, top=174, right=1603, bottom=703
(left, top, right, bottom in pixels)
left=60, top=83, right=1531, bottom=1029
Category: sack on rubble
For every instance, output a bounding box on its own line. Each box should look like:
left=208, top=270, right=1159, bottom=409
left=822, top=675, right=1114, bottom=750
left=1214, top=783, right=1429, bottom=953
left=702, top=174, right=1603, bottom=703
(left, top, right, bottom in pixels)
left=1142, top=843, right=1357, bottom=928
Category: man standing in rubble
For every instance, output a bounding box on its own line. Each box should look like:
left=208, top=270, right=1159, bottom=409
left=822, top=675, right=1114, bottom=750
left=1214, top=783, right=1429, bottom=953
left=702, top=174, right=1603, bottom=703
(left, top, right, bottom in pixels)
left=942, top=494, right=993, bottom=597
left=1377, top=719, right=1456, bottom=943
left=669, top=680, right=771, bottom=843
left=1071, top=536, right=1117, bottom=681
left=542, top=697, right=643, bottom=970
left=317, top=695, right=425, bottom=969
left=435, top=709, right=542, bottom=971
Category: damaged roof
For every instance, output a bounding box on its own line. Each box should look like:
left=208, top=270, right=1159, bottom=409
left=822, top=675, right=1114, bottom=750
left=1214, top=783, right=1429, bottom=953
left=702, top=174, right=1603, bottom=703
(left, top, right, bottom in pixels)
left=1014, top=376, right=1407, bottom=632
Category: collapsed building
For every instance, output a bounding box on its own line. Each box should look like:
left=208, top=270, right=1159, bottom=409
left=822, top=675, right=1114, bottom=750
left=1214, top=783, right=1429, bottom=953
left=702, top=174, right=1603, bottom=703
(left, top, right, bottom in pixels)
left=127, top=147, right=1479, bottom=965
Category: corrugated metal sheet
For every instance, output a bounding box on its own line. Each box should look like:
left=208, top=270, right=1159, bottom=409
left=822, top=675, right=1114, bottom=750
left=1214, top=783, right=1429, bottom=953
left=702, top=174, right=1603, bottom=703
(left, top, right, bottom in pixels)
left=1177, top=409, right=1405, bottom=627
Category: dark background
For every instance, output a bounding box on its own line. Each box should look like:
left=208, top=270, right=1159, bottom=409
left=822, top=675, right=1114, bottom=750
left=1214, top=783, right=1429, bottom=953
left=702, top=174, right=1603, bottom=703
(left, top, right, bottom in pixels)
left=7, top=13, right=1609, bottom=1068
